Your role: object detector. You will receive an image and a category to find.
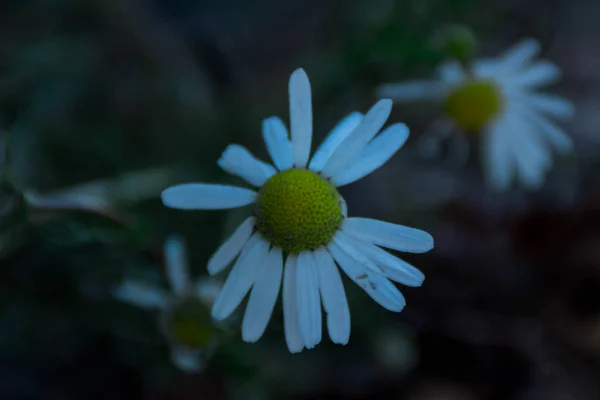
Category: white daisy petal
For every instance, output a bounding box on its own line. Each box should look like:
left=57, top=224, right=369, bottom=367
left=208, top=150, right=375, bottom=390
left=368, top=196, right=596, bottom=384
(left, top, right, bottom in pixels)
left=482, top=119, right=514, bottom=191
left=171, top=347, right=203, bottom=373
left=207, top=216, right=255, bottom=275
left=328, top=236, right=405, bottom=312
left=500, top=38, right=540, bottom=69
left=331, top=123, right=409, bottom=186
left=377, top=81, right=447, bottom=102
left=296, top=251, right=322, bottom=349
left=510, top=114, right=553, bottom=172
left=507, top=61, right=561, bottom=88
left=322, top=99, right=393, bottom=178
left=308, top=112, right=364, bottom=173
left=161, top=184, right=256, bottom=210
left=511, top=143, right=546, bottom=189
left=334, top=229, right=423, bottom=286
left=523, top=110, right=573, bottom=153
left=217, top=144, right=276, bottom=187
left=242, top=247, right=283, bottom=343
left=283, top=254, right=305, bottom=353
left=437, top=60, right=465, bottom=84
left=507, top=118, right=550, bottom=189
left=343, top=217, right=434, bottom=253
left=351, top=239, right=425, bottom=287
left=332, top=230, right=381, bottom=273
left=113, top=281, right=169, bottom=309
left=516, top=93, right=575, bottom=121
left=473, top=58, right=503, bottom=78
left=289, top=68, right=313, bottom=168
left=164, top=235, right=190, bottom=296
left=262, top=117, right=294, bottom=171
left=211, top=232, right=269, bottom=320
left=340, top=196, right=348, bottom=218
left=314, top=248, right=350, bottom=345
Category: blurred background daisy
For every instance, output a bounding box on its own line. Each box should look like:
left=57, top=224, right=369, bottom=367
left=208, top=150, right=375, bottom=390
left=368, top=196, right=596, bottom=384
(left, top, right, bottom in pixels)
left=378, top=38, right=575, bottom=191
left=114, top=235, right=222, bottom=373
left=1, top=1, right=600, bottom=400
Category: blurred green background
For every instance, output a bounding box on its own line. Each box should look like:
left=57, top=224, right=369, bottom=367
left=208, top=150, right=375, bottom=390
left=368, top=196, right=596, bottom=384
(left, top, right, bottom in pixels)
left=2, top=0, right=600, bottom=399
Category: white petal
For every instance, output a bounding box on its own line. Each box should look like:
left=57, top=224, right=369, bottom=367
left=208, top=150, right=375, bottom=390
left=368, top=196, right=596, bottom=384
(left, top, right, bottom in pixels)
left=242, top=247, right=283, bottom=343
left=296, top=251, right=322, bottom=349
left=289, top=68, right=313, bottom=168
left=511, top=114, right=553, bottom=172
left=511, top=144, right=546, bottom=189
left=508, top=117, right=551, bottom=189
left=164, top=235, right=190, bottom=296
left=516, top=93, right=575, bottom=121
left=343, top=217, right=434, bottom=253
left=437, top=60, right=465, bottom=84
left=196, top=279, right=223, bottom=306
left=262, top=117, right=294, bottom=171
left=340, top=196, right=348, bottom=218
left=473, top=58, right=503, bottom=78
left=283, top=254, right=304, bottom=353
left=332, top=230, right=381, bottom=275
left=350, top=239, right=425, bottom=287
left=500, top=38, right=540, bottom=69
left=506, top=61, right=561, bottom=88
left=482, top=119, right=514, bottom=191
left=322, top=99, right=393, bottom=178
left=171, top=346, right=203, bottom=373
left=217, top=144, right=276, bottom=187
left=328, top=236, right=405, bottom=312
left=113, top=281, right=169, bottom=309
left=161, top=184, right=256, bottom=210
left=314, top=248, right=350, bottom=345
left=211, top=232, right=269, bottom=320
left=377, top=81, right=447, bottom=102
left=524, top=110, right=573, bottom=153
left=331, top=123, right=409, bottom=186
left=207, top=216, right=255, bottom=275
left=308, top=112, right=364, bottom=173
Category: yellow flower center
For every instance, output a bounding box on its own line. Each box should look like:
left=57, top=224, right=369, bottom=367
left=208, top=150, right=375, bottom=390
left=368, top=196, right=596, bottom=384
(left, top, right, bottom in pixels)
left=169, top=299, right=214, bottom=349
left=254, top=169, right=343, bottom=254
left=443, top=80, right=503, bottom=132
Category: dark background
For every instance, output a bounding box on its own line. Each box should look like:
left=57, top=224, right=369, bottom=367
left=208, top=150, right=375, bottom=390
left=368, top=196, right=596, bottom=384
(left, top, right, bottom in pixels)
left=1, top=0, right=600, bottom=399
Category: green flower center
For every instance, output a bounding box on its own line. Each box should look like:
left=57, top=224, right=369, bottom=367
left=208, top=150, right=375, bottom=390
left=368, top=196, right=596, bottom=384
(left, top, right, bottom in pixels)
left=169, top=298, right=214, bottom=349
left=254, top=169, right=343, bottom=254
left=443, top=80, right=503, bottom=132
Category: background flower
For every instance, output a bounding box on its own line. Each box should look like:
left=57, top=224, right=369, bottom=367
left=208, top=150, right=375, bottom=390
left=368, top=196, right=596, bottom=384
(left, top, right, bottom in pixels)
left=114, top=235, right=222, bottom=372
left=378, top=39, right=574, bottom=191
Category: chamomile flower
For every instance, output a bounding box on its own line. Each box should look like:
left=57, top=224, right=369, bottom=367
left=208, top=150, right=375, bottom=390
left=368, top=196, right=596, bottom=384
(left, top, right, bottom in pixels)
left=161, top=68, right=434, bottom=353
left=114, top=235, right=222, bottom=372
left=378, top=38, right=575, bottom=191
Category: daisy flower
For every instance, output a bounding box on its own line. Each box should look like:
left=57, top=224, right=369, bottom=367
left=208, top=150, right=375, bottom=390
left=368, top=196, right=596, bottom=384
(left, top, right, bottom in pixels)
left=161, top=68, right=434, bottom=353
left=114, top=235, right=222, bottom=372
left=378, top=38, right=575, bottom=191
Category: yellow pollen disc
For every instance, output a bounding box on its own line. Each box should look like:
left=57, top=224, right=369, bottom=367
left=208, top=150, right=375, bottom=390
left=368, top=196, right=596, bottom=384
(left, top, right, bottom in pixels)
left=169, top=299, right=214, bottom=349
left=254, top=169, right=343, bottom=254
left=443, top=80, right=503, bottom=132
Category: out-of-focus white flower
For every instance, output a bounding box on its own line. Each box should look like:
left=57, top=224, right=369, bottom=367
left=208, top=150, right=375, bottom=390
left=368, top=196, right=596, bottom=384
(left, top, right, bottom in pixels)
left=114, top=235, right=222, bottom=373
left=379, top=38, right=575, bottom=191
left=161, top=68, right=434, bottom=353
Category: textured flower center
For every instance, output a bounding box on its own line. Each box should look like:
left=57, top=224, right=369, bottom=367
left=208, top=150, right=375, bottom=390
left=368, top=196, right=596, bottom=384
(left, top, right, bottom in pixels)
left=254, top=169, right=343, bottom=254
left=169, top=299, right=214, bottom=349
left=444, top=80, right=503, bottom=132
